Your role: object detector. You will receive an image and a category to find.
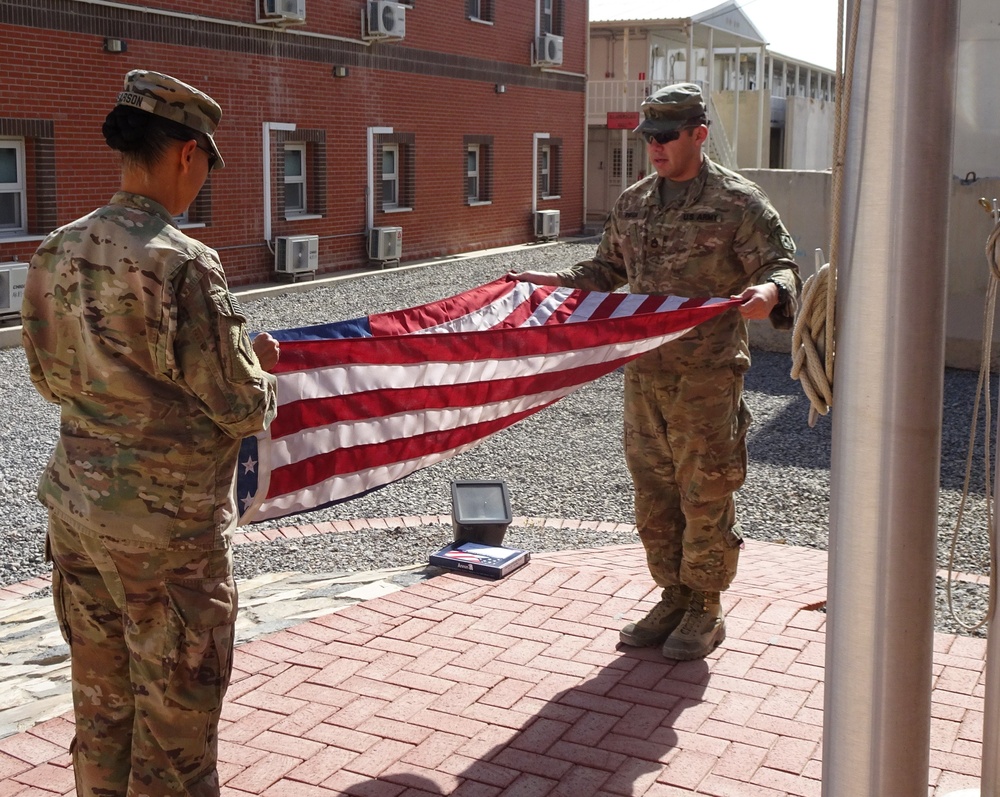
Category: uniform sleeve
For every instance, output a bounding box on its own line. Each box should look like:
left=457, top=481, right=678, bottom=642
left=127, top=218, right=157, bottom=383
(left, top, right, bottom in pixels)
left=734, top=192, right=802, bottom=330
left=169, top=255, right=277, bottom=439
left=22, top=330, right=57, bottom=404
left=20, top=251, right=58, bottom=405
left=556, top=206, right=630, bottom=292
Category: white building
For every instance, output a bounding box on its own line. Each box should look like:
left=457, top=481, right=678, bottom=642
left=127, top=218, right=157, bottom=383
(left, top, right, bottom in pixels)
left=587, top=0, right=838, bottom=223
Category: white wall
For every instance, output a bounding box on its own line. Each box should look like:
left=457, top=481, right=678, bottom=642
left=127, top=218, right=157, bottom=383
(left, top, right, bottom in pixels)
left=952, top=0, right=1000, bottom=180
left=785, top=97, right=835, bottom=171
left=743, top=169, right=1000, bottom=370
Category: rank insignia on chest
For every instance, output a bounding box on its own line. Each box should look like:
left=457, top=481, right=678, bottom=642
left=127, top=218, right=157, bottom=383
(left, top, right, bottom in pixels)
left=682, top=212, right=721, bottom=222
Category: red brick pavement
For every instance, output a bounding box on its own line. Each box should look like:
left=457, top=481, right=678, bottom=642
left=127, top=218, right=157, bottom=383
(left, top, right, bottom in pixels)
left=0, top=540, right=986, bottom=796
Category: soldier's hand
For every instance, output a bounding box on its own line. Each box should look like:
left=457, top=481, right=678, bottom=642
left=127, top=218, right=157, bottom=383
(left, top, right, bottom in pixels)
left=252, top=332, right=280, bottom=372
left=732, top=283, right=779, bottom=320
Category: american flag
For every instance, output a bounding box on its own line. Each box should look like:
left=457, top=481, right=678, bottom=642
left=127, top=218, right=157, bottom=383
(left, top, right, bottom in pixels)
left=236, top=277, right=739, bottom=526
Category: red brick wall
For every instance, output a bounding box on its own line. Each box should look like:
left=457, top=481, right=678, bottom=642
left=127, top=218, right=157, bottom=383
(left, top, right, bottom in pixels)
left=0, top=0, right=585, bottom=286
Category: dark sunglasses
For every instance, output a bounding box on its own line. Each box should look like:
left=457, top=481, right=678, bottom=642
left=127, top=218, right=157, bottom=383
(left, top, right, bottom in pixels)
left=641, top=119, right=709, bottom=146
left=641, top=129, right=684, bottom=145
left=169, top=133, right=218, bottom=170
left=194, top=142, right=219, bottom=171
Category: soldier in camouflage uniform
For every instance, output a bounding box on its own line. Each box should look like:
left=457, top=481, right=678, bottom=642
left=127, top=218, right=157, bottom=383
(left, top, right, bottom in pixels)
left=514, top=83, right=800, bottom=660
left=21, top=71, right=279, bottom=796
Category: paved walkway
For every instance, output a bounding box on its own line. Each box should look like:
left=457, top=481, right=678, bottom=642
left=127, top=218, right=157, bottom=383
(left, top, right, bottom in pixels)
left=0, top=533, right=988, bottom=796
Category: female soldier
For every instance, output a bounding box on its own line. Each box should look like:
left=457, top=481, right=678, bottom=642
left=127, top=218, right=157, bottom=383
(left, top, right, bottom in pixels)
left=21, top=70, right=279, bottom=796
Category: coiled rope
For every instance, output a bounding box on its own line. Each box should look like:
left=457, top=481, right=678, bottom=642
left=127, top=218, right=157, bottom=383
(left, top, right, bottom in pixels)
left=790, top=0, right=860, bottom=427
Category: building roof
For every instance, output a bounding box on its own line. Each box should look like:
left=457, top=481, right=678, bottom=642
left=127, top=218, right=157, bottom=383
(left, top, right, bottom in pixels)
left=590, top=0, right=767, bottom=46
left=589, top=0, right=837, bottom=71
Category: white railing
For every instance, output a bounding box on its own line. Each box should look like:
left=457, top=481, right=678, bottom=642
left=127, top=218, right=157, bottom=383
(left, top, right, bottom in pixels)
left=587, top=80, right=653, bottom=125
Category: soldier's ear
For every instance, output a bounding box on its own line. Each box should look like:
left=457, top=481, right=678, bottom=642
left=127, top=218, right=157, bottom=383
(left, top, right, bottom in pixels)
left=177, top=139, right=199, bottom=175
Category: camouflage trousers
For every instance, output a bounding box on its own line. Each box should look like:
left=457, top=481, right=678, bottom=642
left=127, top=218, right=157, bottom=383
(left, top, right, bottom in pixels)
left=624, top=362, right=751, bottom=592
left=47, top=513, right=237, bottom=797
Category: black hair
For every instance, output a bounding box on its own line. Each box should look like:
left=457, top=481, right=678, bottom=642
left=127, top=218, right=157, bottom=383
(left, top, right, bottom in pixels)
left=102, top=105, right=204, bottom=171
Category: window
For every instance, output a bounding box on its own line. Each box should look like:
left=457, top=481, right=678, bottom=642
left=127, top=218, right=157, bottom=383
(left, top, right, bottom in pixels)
left=539, top=145, right=551, bottom=197
left=538, top=138, right=562, bottom=199
left=0, top=138, right=26, bottom=235
left=464, top=136, right=493, bottom=205
left=0, top=120, right=56, bottom=238
left=467, top=0, right=492, bottom=22
left=273, top=129, right=326, bottom=222
left=466, top=145, right=480, bottom=202
left=376, top=133, right=414, bottom=213
left=382, top=144, right=399, bottom=209
left=539, top=0, right=561, bottom=35
left=173, top=179, right=212, bottom=228
left=284, top=142, right=307, bottom=216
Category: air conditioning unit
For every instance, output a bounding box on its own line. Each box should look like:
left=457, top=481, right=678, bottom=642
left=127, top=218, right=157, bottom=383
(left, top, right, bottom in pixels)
left=274, top=235, right=318, bottom=275
left=261, top=0, right=305, bottom=22
left=534, top=210, right=560, bottom=241
left=369, top=226, right=402, bottom=262
left=534, top=32, right=563, bottom=66
left=365, top=0, right=406, bottom=40
left=0, top=262, right=28, bottom=320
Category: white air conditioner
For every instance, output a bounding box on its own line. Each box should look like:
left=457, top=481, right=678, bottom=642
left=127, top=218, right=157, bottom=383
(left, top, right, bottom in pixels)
left=534, top=210, right=560, bottom=240
left=260, top=0, right=305, bottom=23
left=535, top=33, right=563, bottom=66
left=274, top=235, right=319, bottom=274
left=369, top=226, right=402, bottom=262
left=0, top=262, right=28, bottom=319
left=365, top=0, right=406, bottom=39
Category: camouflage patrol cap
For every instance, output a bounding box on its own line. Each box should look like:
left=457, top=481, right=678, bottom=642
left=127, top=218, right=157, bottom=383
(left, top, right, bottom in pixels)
left=634, top=82, right=708, bottom=135
left=116, top=70, right=225, bottom=170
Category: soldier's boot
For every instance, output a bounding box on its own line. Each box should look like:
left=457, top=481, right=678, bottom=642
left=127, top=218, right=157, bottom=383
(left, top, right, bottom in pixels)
left=619, top=585, right=691, bottom=647
left=661, top=590, right=726, bottom=661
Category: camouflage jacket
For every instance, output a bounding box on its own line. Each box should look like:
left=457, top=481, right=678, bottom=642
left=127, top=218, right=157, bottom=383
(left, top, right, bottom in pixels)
left=21, top=192, right=277, bottom=549
left=558, top=156, right=801, bottom=371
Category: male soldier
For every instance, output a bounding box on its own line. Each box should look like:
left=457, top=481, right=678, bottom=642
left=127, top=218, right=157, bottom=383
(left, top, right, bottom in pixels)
left=514, top=83, right=800, bottom=660
left=21, top=71, right=278, bottom=795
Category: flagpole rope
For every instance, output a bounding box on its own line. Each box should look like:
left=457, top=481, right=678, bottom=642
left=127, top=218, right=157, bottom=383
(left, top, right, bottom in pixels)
left=790, top=0, right=859, bottom=427
left=945, top=202, right=1000, bottom=631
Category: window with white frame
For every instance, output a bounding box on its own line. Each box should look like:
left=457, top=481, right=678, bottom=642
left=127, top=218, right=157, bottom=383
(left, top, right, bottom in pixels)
left=0, top=138, right=26, bottom=235
left=467, top=145, right=480, bottom=202
left=467, top=0, right=492, bottom=22
left=284, top=142, right=307, bottom=216
left=540, top=144, right=551, bottom=197
left=538, top=138, right=562, bottom=199
left=464, top=135, right=492, bottom=205
left=382, top=144, right=399, bottom=209
left=539, top=0, right=562, bottom=35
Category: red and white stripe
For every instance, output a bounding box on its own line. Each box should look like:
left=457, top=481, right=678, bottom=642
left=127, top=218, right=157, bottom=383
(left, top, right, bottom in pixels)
left=239, top=279, right=737, bottom=524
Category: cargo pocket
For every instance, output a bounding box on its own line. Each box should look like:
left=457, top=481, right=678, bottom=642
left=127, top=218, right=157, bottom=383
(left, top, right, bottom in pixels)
left=163, top=577, right=236, bottom=713
left=51, top=565, right=74, bottom=648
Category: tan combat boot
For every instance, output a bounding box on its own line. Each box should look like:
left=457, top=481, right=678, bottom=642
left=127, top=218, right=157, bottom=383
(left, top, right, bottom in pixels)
left=661, top=590, right=725, bottom=660
left=619, top=585, right=691, bottom=647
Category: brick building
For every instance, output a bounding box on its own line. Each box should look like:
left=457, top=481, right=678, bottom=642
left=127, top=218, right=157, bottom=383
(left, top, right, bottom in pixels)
left=0, top=0, right=586, bottom=296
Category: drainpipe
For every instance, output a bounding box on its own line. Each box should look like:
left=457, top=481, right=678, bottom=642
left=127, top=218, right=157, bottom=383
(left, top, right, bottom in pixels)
left=733, top=41, right=741, bottom=165
left=756, top=46, right=766, bottom=168
left=262, top=121, right=296, bottom=245
left=622, top=26, right=629, bottom=196
left=366, top=126, right=393, bottom=230
left=686, top=23, right=694, bottom=82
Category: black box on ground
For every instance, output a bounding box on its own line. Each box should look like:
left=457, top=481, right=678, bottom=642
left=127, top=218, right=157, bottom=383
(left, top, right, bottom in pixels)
left=429, top=541, right=530, bottom=579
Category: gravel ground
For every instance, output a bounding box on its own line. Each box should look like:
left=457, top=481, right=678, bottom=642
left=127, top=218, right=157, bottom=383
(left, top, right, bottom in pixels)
left=1, top=239, right=995, bottom=637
